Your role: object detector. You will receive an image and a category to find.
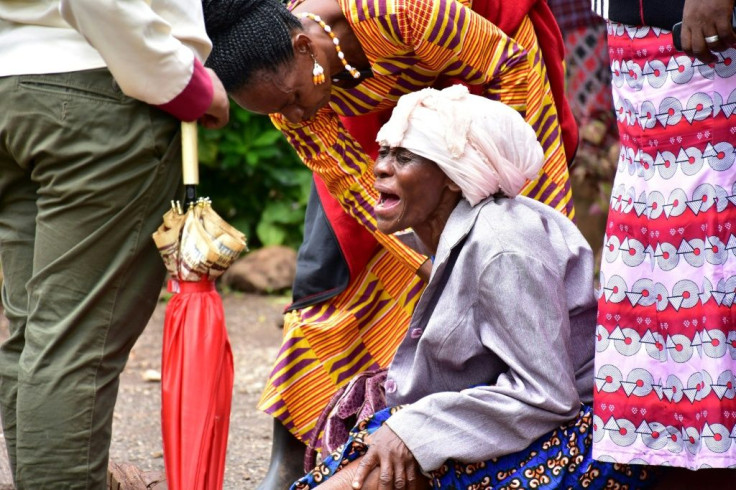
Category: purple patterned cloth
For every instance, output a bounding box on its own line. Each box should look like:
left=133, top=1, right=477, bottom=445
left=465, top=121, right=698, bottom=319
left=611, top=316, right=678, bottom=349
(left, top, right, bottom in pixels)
left=303, top=368, right=387, bottom=471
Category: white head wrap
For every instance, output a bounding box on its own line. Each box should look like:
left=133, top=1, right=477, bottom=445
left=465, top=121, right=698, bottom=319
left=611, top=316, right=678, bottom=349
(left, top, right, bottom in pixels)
left=376, top=85, right=544, bottom=205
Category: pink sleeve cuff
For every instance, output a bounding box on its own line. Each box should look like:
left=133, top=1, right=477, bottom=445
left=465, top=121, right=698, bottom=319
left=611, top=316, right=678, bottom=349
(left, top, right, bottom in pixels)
left=155, top=58, right=214, bottom=121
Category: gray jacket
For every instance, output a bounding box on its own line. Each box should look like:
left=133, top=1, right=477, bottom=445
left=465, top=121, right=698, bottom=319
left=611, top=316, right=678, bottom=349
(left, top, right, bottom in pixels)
left=384, top=196, right=597, bottom=471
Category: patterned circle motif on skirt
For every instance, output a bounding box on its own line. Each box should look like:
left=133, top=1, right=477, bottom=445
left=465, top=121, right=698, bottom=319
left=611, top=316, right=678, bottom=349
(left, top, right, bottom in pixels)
left=593, top=21, right=736, bottom=469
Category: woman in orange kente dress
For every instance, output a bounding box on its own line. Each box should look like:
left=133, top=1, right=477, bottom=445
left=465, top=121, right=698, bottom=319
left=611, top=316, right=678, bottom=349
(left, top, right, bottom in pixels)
left=202, top=0, right=578, bottom=487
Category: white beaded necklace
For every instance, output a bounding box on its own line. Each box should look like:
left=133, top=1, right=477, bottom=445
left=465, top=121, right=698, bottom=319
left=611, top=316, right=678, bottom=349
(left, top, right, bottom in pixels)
left=298, top=12, right=362, bottom=80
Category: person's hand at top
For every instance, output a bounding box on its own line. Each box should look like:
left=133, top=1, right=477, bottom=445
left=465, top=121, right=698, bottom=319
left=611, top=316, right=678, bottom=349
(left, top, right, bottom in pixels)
left=200, top=67, right=230, bottom=129
left=350, top=425, right=426, bottom=489
left=680, top=0, right=736, bottom=64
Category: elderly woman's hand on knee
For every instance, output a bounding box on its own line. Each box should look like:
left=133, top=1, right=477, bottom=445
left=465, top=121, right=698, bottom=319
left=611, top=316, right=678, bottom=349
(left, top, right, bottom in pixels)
left=349, top=426, right=427, bottom=490
left=311, top=425, right=429, bottom=490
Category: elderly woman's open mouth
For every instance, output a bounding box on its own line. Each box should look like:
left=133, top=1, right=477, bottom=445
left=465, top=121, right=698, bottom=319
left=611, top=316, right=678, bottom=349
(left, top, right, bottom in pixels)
left=376, top=191, right=400, bottom=215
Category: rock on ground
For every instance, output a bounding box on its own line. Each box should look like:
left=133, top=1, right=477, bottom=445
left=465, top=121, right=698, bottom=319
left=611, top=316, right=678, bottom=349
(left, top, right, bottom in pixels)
left=222, top=245, right=297, bottom=294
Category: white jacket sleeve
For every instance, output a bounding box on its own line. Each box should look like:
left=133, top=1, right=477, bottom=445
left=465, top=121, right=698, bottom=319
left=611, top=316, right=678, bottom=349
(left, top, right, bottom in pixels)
left=60, top=0, right=214, bottom=120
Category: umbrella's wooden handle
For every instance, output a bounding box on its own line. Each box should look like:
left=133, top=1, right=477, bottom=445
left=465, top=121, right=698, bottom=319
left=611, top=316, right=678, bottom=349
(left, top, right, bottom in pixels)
left=181, top=121, right=199, bottom=186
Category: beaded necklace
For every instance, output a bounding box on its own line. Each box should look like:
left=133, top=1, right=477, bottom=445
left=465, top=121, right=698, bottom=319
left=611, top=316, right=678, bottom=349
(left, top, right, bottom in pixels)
left=298, top=12, right=362, bottom=80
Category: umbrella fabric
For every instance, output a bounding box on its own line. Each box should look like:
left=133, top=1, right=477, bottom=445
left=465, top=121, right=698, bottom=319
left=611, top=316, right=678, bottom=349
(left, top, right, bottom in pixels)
left=154, top=204, right=187, bottom=279
left=161, top=279, right=234, bottom=490
left=154, top=199, right=246, bottom=282
left=153, top=198, right=246, bottom=490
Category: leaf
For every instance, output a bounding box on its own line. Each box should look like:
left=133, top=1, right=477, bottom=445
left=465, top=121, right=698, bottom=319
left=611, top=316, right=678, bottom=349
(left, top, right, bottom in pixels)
left=252, top=131, right=283, bottom=147
left=261, top=200, right=305, bottom=225
left=256, top=221, right=287, bottom=246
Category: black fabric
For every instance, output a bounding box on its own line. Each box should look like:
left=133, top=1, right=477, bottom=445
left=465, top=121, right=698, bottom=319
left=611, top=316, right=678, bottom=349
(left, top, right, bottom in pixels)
left=287, top=180, right=351, bottom=312
left=606, top=0, right=685, bottom=29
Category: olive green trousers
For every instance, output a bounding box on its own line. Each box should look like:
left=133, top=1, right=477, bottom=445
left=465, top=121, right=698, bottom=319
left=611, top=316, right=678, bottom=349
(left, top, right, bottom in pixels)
left=0, top=69, right=181, bottom=489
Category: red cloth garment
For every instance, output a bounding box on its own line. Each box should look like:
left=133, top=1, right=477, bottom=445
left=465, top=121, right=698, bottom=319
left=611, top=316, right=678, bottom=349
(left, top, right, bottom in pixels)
left=561, top=23, right=615, bottom=128
left=470, top=0, right=578, bottom=164
left=323, top=111, right=392, bottom=279
left=161, top=280, right=233, bottom=490
left=313, top=174, right=378, bottom=281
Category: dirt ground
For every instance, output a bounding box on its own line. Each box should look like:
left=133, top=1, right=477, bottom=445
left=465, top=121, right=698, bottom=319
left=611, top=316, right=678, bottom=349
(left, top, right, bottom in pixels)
left=0, top=291, right=290, bottom=489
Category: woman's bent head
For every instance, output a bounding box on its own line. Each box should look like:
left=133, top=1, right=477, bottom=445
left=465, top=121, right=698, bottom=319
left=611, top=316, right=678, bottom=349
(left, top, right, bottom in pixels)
left=203, top=0, right=332, bottom=122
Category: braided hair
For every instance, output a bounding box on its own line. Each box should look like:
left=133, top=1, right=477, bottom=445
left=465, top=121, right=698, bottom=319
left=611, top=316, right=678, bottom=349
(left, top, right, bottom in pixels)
left=202, top=0, right=303, bottom=91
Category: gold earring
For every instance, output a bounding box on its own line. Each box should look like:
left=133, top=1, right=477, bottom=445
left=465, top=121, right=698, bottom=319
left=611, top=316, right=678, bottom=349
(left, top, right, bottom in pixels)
left=310, top=53, right=325, bottom=85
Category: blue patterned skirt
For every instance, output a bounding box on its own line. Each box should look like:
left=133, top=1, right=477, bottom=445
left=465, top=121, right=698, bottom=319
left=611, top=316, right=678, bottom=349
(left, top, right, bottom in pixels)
left=291, top=405, right=655, bottom=489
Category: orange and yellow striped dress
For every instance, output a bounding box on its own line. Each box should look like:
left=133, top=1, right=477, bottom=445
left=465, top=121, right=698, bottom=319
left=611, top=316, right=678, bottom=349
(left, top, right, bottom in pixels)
left=258, top=0, right=575, bottom=443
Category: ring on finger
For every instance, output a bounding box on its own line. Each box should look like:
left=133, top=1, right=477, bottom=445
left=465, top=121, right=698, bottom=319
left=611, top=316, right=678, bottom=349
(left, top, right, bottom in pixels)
left=705, top=34, right=720, bottom=44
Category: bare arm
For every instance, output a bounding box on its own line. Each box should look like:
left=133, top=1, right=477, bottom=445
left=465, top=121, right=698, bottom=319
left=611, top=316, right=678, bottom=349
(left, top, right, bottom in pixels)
left=201, top=68, right=230, bottom=129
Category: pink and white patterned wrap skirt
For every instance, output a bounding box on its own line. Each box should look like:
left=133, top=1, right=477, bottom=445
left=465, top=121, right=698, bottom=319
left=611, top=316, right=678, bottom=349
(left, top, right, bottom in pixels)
left=593, top=22, right=736, bottom=469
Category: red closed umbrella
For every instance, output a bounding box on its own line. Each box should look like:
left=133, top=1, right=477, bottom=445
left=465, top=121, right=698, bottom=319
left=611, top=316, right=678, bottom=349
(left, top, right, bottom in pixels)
left=152, top=121, right=247, bottom=489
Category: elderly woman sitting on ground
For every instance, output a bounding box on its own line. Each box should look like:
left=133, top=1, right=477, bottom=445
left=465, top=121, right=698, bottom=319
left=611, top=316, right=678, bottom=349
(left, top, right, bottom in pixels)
left=291, top=86, right=655, bottom=490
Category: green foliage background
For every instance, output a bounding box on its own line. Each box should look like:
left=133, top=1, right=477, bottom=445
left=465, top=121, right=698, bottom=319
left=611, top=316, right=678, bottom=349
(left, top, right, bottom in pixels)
left=197, top=106, right=311, bottom=250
